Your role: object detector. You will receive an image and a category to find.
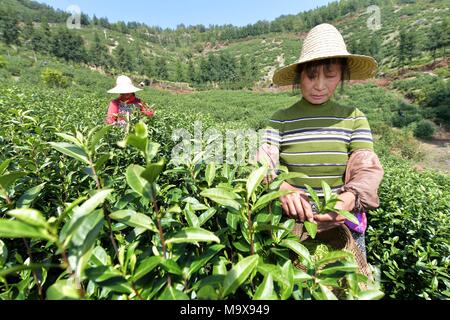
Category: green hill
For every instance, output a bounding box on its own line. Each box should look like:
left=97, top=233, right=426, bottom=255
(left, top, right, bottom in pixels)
left=0, top=0, right=449, bottom=88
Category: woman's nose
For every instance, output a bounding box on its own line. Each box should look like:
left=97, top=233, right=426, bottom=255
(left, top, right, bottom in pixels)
left=314, top=75, right=326, bottom=91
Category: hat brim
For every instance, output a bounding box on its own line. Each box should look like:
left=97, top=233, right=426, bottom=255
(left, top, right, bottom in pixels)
left=107, top=85, right=143, bottom=94
left=273, top=54, right=378, bottom=87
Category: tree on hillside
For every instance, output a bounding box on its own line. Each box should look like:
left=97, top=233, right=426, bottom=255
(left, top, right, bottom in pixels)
left=187, top=60, right=197, bottom=83
left=175, top=60, right=186, bottom=82
left=31, top=17, right=53, bottom=54
left=154, top=57, right=169, bottom=80
left=114, top=45, right=134, bottom=72
left=92, top=15, right=99, bottom=26
left=398, top=28, right=417, bottom=68
left=441, top=18, right=450, bottom=57
left=141, top=58, right=155, bottom=79
left=0, top=13, right=20, bottom=46
left=51, top=28, right=87, bottom=62
left=239, top=55, right=257, bottom=86
left=89, top=32, right=112, bottom=68
left=22, top=20, right=35, bottom=42
left=422, top=82, right=450, bottom=125
left=426, top=23, right=441, bottom=62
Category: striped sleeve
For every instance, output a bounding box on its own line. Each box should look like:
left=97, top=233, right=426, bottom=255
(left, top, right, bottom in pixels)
left=349, top=109, right=374, bottom=153
left=261, top=114, right=283, bottom=148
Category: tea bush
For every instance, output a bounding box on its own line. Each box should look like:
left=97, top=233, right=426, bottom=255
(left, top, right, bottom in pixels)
left=0, top=85, right=382, bottom=300
left=0, top=84, right=448, bottom=300
left=41, top=68, right=71, bottom=89
left=367, top=157, right=450, bottom=300
left=413, top=120, right=436, bottom=140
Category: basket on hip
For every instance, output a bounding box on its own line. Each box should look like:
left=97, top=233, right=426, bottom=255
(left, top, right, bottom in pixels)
left=291, top=223, right=372, bottom=280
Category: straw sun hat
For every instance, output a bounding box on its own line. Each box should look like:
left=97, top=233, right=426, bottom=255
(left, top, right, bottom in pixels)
left=273, top=23, right=378, bottom=86
left=107, top=75, right=142, bottom=94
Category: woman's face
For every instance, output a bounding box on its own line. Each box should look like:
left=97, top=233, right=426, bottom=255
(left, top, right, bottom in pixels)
left=120, top=93, right=134, bottom=100
left=300, top=63, right=342, bottom=105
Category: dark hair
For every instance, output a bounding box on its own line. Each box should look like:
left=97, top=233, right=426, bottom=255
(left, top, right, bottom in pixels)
left=292, top=58, right=350, bottom=95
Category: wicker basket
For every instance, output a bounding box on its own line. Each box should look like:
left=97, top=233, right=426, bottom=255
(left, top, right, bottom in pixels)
left=291, top=223, right=372, bottom=280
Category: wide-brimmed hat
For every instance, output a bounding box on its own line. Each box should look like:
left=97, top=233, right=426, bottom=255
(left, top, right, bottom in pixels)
left=107, top=75, right=142, bottom=94
left=273, top=23, right=378, bottom=86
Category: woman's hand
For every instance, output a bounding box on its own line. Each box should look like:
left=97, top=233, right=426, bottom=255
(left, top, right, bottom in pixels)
left=279, top=182, right=314, bottom=223
left=314, top=192, right=356, bottom=232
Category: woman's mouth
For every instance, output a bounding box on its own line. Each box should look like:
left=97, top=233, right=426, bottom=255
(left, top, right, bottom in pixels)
left=312, top=95, right=325, bottom=99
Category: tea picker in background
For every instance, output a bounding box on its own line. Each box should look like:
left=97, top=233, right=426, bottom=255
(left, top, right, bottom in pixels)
left=106, top=75, right=155, bottom=130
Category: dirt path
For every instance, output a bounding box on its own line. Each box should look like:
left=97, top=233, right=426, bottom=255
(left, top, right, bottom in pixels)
left=415, top=136, right=450, bottom=176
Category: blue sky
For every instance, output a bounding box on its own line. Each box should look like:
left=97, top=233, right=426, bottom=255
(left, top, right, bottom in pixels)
left=38, top=0, right=336, bottom=29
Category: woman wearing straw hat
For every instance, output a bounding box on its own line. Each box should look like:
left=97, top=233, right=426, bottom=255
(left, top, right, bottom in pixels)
left=257, top=24, right=384, bottom=258
left=106, top=75, right=155, bottom=127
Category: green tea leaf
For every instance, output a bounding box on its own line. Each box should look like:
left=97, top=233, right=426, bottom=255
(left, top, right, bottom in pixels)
left=89, top=126, right=110, bottom=152
left=280, top=260, right=294, bottom=300
left=201, top=188, right=241, bottom=211
left=318, top=284, right=338, bottom=300
left=85, top=266, right=133, bottom=294
left=316, top=251, right=354, bottom=267
left=7, top=209, right=48, bottom=228
left=0, top=172, right=27, bottom=191
left=318, top=261, right=359, bottom=275
left=146, top=142, right=160, bottom=163
left=74, top=189, right=112, bottom=218
left=125, top=165, right=153, bottom=200
left=166, top=227, right=220, bottom=245
left=321, top=181, right=332, bottom=204
left=183, top=204, right=199, bottom=228
left=55, top=133, right=83, bottom=147
left=304, top=221, right=318, bottom=239
left=222, top=255, right=259, bottom=297
left=280, top=239, right=311, bottom=263
left=293, top=269, right=313, bottom=283
left=0, top=219, right=53, bottom=241
left=305, top=184, right=321, bottom=211
left=0, top=159, right=11, bottom=175
left=0, top=263, right=61, bottom=278
left=337, top=210, right=360, bottom=225
left=46, top=279, right=81, bottom=300
left=187, top=244, right=224, bottom=279
left=246, top=166, right=267, bottom=201
left=60, top=189, right=112, bottom=244
left=141, top=159, right=166, bottom=184
left=49, top=142, right=90, bottom=165
left=16, top=183, right=46, bottom=208
left=160, top=259, right=183, bottom=276
left=205, top=162, right=216, bottom=187
left=110, top=210, right=158, bottom=233
left=198, top=208, right=217, bottom=227
left=254, top=273, right=277, bottom=300
left=133, top=256, right=162, bottom=281
left=252, top=190, right=293, bottom=213
left=356, top=290, right=385, bottom=300
left=0, top=240, right=7, bottom=267
left=158, top=286, right=189, bottom=300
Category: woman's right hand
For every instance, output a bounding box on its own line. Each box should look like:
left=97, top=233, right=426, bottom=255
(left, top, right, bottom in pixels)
left=279, top=182, right=315, bottom=223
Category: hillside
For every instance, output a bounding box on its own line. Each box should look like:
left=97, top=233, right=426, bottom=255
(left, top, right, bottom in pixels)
left=0, top=0, right=449, bottom=87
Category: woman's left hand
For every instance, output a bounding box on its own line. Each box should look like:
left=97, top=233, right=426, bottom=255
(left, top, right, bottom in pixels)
left=314, top=192, right=356, bottom=232
left=314, top=212, right=347, bottom=232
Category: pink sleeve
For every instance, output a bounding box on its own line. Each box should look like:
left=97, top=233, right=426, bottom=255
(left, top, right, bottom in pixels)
left=255, top=143, right=280, bottom=183
left=106, top=100, right=119, bottom=124
left=138, top=100, right=155, bottom=118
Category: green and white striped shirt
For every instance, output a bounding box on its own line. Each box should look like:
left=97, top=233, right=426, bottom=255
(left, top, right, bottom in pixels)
left=263, top=98, right=374, bottom=197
